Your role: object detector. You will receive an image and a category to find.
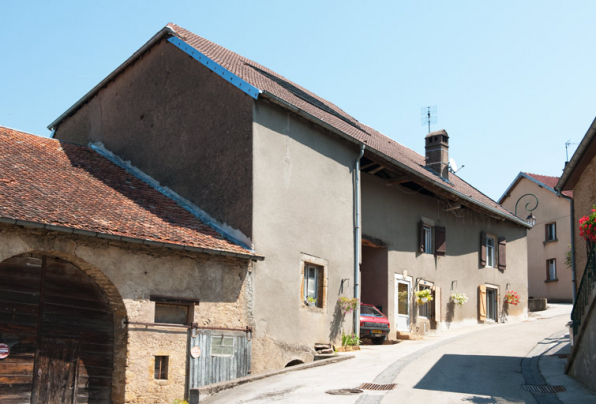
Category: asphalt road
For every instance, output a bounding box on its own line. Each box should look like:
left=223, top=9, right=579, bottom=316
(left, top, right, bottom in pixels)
left=201, top=305, right=589, bottom=404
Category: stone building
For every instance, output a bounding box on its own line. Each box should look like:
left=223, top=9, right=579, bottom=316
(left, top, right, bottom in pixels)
left=0, top=127, right=261, bottom=403
left=500, top=172, right=573, bottom=303
left=557, top=116, right=596, bottom=390
left=48, top=21, right=530, bottom=380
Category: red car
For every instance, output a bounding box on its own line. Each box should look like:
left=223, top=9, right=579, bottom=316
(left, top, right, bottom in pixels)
left=360, top=303, right=390, bottom=345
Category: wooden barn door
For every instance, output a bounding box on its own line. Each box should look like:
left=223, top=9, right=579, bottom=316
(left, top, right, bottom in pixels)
left=0, top=255, right=113, bottom=403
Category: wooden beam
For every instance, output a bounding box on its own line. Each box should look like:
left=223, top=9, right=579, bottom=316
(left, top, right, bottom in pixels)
left=385, top=175, right=413, bottom=186
left=369, top=165, right=385, bottom=175
left=360, top=162, right=378, bottom=170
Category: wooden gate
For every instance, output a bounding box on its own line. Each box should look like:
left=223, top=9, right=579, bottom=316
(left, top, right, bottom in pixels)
left=0, top=255, right=113, bottom=403
left=188, top=329, right=251, bottom=388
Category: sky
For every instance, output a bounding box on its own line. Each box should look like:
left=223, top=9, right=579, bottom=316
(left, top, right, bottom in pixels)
left=1, top=1, right=594, bottom=202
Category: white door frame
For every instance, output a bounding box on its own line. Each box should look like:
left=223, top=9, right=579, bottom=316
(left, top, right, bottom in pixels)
left=394, top=274, right=412, bottom=332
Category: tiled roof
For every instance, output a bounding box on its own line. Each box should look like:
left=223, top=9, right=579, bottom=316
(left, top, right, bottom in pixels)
left=525, top=173, right=573, bottom=198
left=0, top=126, right=259, bottom=259
left=167, top=24, right=522, bottom=225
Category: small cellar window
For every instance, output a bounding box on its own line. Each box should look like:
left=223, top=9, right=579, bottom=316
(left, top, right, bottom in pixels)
left=154, top=356, right=169, bottom=380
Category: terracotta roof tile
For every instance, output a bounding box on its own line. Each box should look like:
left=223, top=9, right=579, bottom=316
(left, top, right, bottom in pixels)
left=168, top=24, right=520, bottom=224
left=0, top=126, right=257, bottom=258
left=524, top=172, right=573, bottom=198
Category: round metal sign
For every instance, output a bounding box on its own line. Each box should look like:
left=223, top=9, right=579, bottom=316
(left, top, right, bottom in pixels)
left=0, top=343, right=9, bottom=360
left=190, top=346, right=201, bottom=359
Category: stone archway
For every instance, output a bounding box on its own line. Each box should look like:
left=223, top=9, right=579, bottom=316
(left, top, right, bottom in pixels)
left=0, top=252, right=127, bottom=403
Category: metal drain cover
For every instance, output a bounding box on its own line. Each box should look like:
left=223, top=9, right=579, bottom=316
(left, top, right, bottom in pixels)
left=522, top=385, right=566, bottom=393
left=325, top=389, right=363, bottom=395
left=359, top=383, right=397, bottom=391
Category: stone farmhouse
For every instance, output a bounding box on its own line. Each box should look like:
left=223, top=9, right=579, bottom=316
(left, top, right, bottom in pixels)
left=557, top=116, right=596, bottom=391
left=1, top=23, right=531, bottom=403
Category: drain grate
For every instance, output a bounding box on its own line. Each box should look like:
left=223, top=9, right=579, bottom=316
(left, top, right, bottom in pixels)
left=358, top=383, right=397, bottom=391
left=325, top=389, right=363, bottom=395
left=522, top=384, right=566, bottom=393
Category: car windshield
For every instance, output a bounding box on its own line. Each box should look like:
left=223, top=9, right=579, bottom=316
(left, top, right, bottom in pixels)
left=360, top=305, right=384, bottom=317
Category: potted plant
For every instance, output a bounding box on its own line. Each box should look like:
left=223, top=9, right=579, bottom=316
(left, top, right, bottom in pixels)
left=338, top=297, right=358, bottom=315
left=305, top=296, right=317, bottom=306
left=415, top=289, right=433, bottom=304
left=450, top=292, right=468, bottom=307
left=504, top=290, right=520, bottom=306
left=579, top=205, right=596, bottom=250
left=338, top=332, right=361, bottom=351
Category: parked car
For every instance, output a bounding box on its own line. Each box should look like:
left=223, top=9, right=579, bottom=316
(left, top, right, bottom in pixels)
left=360, top=303, right=390, bottom=345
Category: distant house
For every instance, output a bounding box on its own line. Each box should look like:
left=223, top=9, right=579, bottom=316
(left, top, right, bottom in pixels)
left=556, top=117, right=596, bottom=391
left=0, top=127, right=261, bottom=404
left=500, top=172, right=573, bottom=303
left=40, top=23, right=530, bottom=401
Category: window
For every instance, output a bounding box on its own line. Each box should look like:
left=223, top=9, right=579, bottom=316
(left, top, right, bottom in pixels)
left=303, top=264, right=322, bottom=306
left=545, top=223, right=557, bottom=242
left=154, top=356, right=169, bottom=380
left=300, top=255, right=327, bottom=309
left=211, top=336, right=235, bottom=356
left=546, top=259, right=557, bottom=281
left=423, top=226, right=432, bottom=254
left=486, top=288, right=498, bottom=321
left=151, top=295, right=199, bottom=325
left=486, top=236, right=495, bottom=267
left=419, top=221, right=446, bottom=256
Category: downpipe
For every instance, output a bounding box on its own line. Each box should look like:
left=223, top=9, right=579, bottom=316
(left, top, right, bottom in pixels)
left=354, top=144, right=365, bottom=337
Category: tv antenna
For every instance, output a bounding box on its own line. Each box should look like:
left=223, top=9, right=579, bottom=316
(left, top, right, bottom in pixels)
left=565, top=140, right=578, bottom=162
left=421, top=106, right=437, bottom=133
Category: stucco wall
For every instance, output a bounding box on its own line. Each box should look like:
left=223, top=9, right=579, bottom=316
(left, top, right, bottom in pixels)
left=0, top=224, right=253, bottom=404
left=500, top=177, right=573, bottom=302
left=53, top=39, right=254, bottom=240
left=361, top=173, right=528, bottom=336
left=572, top=155, right=596, bottom=286
left=251, top=101, right=356, bottom=371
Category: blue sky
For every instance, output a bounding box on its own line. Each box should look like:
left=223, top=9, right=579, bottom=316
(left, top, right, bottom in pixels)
left=1, top=1, right=594, bottom=202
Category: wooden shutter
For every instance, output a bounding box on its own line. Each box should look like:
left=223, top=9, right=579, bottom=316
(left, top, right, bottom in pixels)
left=419, top=221, right=425, bottom=253
left=478, top=285, right=486, bottom=321
left=480, top=232, right=487, bottom=266
left=435, top=226, right=446, bottom=256
left=434, top=286, right=441, bottom=322
left=498, top=237, right=507, bottom=270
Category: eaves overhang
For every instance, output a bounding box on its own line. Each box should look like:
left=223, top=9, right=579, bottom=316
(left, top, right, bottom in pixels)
left=557, top=116, right=596, bottom=192
left=0, top=217, right=264, bottom=261
left=499, top=172, right=562, bottom=204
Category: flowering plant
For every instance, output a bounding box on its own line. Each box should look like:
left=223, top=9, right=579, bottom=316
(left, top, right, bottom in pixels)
left=338, top=297, right=359, bottom=316
left=341, top=332, right=361, bottom=347
left=415, top=289, right=433, bottom=304
left=579, top=205, right=596, bottom=243
left=450, top=292, right=468, bottom=307
left=504, top=290, right=520, bottom=306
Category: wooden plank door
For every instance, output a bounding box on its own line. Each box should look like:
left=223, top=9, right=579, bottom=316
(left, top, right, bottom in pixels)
left=31, top=338, right=79, bottom=404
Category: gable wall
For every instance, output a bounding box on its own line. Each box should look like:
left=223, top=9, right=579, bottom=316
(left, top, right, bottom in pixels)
left=362, top=173, right=528, bottom=333
left=53, top=39, right=254, bottom=239
left=500, top=177, right=572, bottom=302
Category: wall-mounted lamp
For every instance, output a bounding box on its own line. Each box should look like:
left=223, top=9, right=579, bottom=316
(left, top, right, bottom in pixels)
left=515, top=193, right=539, bottom=227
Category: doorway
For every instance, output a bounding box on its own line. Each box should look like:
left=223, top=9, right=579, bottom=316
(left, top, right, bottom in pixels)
left=394, top=274, right=411, bottom=331
left=486, top=287, right=498, bottom=322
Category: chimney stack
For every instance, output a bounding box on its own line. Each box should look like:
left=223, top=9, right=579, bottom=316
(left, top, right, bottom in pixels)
left=425, top=129, right=449, bottom=181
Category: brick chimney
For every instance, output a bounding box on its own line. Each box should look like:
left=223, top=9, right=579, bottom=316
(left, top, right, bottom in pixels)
left=425, top=129, right=449, bottom=180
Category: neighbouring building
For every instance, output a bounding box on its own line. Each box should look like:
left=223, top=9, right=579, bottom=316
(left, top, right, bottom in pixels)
left=13, top=22, right=531, bottom=402
left=557, top=116, right=596, bottom=391
left=0, top=126, right=262, bottom=404
left=500, top=172, right=573, bottom=303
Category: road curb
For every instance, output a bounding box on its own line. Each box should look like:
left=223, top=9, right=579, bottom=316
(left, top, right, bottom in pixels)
left=189, top=354, right=355, bottom=403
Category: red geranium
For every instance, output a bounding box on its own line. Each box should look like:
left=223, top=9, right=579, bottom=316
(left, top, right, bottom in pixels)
left=579, top=205, right=596, bottom=243
left=504, top=290, right=520, bottom=306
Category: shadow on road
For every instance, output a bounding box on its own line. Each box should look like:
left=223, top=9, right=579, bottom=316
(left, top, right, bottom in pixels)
left=413, top=354, right=528, bottom=402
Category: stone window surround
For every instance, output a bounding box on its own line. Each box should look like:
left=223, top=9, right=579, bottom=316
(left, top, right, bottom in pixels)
left=299, top=253, right=328, bottom=313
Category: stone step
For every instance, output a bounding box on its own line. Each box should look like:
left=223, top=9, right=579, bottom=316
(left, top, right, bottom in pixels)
left=314, top=343, right=331, bottom=350
left=396, top=331, right=423, bottom=340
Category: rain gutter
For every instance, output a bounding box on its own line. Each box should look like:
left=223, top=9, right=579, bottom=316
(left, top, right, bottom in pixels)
left=354, top=144, right=365, bottom=337
left=0, top=217, right=263, bottom=261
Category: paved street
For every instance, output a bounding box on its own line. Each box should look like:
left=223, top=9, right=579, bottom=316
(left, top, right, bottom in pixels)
left=201, top=305, right=596, bottom=404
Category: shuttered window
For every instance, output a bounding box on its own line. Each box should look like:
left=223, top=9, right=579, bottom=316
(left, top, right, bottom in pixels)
left=480, top=232, right=487, bottom=266
left=498, top=237, right=507, bottom=270
left=435, top=226, right=446, bottom=256
left=419, top=221, right=446, bottom=256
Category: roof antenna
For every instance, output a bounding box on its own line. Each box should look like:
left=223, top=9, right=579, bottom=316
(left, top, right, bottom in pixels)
left=565, top=140, right=578, bottom=162
left=421, top=106, right=437, bottom=133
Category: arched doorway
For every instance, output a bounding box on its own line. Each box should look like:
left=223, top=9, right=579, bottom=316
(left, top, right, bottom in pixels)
left=0, top=255, right=114, bottom=403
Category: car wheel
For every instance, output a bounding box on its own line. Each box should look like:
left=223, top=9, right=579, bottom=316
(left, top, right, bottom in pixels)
left=371, top=336, right=385, bottom=345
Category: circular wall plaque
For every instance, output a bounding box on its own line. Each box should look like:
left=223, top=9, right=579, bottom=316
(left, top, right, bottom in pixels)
left=0, top=343, right=9, bottom=360
left=190, top=346, right=201, bottom=358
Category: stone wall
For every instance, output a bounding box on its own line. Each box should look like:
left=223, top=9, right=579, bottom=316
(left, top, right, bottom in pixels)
left=0, top=223, right=253, bottom=403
